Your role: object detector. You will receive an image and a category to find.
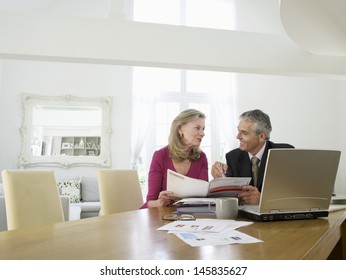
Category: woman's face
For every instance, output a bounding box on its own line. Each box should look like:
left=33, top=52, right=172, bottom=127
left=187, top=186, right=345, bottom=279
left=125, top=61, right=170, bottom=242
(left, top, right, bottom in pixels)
left=179, top=117, right=205, bottom=149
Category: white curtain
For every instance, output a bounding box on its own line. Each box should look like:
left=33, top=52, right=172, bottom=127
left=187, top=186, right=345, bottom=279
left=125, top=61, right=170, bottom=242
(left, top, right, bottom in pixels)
left=131, top=85, right=158, bottom=169
left=210, top=73, right=239, bottom=153
left=131, top=67, right=181, bottom=168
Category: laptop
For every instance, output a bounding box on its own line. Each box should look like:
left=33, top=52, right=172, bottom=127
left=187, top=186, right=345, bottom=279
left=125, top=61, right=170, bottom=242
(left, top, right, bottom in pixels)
left=238, top=149, right=341, bottom=221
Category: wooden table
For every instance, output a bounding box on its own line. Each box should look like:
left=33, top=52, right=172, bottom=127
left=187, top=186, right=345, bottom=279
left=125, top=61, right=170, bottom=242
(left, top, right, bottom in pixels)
left=0, top=206, right=345, bottom=260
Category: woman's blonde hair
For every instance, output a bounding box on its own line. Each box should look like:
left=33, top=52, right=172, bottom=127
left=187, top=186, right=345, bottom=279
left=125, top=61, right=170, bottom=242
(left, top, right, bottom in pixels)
left=168, top=109, right=206, bottom=162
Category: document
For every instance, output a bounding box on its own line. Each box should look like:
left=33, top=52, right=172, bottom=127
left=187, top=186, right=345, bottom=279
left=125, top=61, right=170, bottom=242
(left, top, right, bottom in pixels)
left=174, top=230, right=263, bottom=247
left=157, top=218, right=263, bottom=247
left=157, top=218, right=252, bottom=233
left=167, top=169, right=251, bottom=198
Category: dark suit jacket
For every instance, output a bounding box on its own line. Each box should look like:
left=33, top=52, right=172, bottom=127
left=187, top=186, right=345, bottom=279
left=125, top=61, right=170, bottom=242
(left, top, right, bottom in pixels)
left=225, top=141, right=294, bottom=191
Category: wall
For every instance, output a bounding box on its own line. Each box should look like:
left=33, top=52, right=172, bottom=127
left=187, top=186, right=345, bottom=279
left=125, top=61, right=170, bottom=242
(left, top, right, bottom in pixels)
left=234, top=0, right=287, bottom=34
left=335, top=81, right=346, bottom=192
left=236, top=73, right=338, bottom=147
left=236, top=73, right=344, bottom=194
left=1, top=1, right=346, bottom=194
left=1, top=59, right=346, bottom=195
left=2, top=10, right=346, bottom=77
left=0, top=59, right=132, bottom=179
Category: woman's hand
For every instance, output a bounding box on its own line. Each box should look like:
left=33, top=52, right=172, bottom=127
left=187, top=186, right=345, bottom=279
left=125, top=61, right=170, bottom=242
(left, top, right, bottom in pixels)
left=148, top=191, right=178, bottom=208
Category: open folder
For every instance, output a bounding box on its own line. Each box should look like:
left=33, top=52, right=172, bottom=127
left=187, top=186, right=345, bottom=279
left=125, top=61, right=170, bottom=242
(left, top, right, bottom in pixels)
left=167, top=169, right=251, bottom=198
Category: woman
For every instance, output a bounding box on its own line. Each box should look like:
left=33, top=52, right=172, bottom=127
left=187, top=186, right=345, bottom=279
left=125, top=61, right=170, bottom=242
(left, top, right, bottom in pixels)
left=141, top=109, right=208, bottom=208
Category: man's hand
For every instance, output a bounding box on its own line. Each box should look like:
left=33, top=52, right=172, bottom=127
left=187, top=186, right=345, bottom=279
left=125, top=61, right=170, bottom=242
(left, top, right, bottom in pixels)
left=211, top=161, right=228, bottom=178
left=237, top=185, right=260, bottom=205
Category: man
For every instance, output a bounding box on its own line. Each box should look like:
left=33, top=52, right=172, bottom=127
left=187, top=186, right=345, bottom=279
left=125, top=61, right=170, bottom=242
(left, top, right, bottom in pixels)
left=212, top=109, right=294, bottom=205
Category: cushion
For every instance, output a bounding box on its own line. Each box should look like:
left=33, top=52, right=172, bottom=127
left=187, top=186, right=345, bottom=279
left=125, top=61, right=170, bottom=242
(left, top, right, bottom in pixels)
left=74, top=201, right=100, bottom=212
left=69, top=205, right=82, bottom=221
left=57, top=179, right=81, bottom=203
left=81, top=176, right=99, bottom=202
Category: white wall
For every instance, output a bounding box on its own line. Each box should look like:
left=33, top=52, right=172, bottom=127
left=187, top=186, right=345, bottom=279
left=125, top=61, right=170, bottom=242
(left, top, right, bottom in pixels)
left=1, top=1, right=346, bottom=194
left=335, top=81, right=346, bottom=192
left=1, top=59, right=346, bottom=194
left=0, top=59, right=132, bottom=179
left=2, top=9, right=346, bottom=77
left=234, top=0, right=287, bottom=34
left=236, top=73, right=345, bottom=194
left=236, top=73, right=338, bottom=147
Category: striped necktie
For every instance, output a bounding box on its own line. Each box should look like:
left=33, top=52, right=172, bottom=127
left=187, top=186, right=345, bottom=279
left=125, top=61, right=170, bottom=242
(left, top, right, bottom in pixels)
left=251, top=156, right=260, bottom=187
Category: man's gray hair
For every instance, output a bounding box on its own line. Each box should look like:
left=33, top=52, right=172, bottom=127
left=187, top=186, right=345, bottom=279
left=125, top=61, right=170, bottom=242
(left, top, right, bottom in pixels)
left=239, top=109, right=272, bottom=140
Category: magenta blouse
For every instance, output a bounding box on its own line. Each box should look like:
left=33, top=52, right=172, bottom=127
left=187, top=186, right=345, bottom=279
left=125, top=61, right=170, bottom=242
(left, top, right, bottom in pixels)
left=140, top=146, right=209, bottom=208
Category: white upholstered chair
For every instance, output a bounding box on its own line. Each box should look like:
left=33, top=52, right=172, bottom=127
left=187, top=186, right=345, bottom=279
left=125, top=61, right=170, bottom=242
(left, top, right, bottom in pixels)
left=1, top=170, right=65, bottom=230
left=98, top=169, right=143, bottom=215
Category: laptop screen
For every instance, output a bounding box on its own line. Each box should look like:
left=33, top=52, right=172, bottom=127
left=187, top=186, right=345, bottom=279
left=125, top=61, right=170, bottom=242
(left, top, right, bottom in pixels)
left=258, top=149, right=341, bottom=213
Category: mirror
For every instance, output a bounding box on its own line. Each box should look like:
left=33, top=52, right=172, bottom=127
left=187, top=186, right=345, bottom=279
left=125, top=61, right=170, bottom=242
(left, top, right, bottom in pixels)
left=19, top=93, right=112, bottom=168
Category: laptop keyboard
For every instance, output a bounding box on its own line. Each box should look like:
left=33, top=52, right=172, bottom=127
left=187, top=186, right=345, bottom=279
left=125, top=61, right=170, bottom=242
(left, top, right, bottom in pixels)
left=239, top=205, right=260, bottom=213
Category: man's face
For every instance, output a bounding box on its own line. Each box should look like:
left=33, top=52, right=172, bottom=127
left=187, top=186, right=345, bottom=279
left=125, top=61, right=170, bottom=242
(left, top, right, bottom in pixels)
left=236, top=119, right=266, bottom=155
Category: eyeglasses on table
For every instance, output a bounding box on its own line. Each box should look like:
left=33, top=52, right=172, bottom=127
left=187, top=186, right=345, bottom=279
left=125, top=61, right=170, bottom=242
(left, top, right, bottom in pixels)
left=162, top=214, right=196, bottom=221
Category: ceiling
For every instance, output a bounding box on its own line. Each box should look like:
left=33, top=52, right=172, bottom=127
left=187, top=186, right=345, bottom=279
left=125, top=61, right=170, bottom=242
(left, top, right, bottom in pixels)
left=280, top=0, right=346, bottom=57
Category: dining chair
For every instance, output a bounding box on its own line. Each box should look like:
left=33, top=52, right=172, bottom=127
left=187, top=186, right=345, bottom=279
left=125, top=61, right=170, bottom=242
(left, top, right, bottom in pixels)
left=98, top=169, right=143, bottom=215
left=1, top=170, right=65, bottom=230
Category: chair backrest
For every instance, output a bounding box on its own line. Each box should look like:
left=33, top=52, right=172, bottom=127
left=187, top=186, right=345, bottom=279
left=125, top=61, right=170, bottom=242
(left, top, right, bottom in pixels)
left=2, top=170, right=64, bottom=230
left=98, top=169, right=143, bottom=215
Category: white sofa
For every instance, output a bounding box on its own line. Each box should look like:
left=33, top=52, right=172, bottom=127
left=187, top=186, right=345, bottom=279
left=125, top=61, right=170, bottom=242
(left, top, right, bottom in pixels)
left=73, top=176, right=101, bottom=219
left=0, top=195, right=8, bottom=232
left=56, top=176, right=101, bottom=219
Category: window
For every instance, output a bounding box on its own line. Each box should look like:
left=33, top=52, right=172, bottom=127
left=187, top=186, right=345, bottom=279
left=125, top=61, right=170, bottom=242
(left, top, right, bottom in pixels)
left=133, top=0, right=236, bottom=30
left=132, top=67, right=237, bottom=195
left=130, top=0, right=238, bottom=196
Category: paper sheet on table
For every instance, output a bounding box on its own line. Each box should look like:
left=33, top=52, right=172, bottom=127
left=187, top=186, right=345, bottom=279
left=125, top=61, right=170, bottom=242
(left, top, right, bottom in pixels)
left=157, top=218, right=253, bottom=233
left=328, top=204, right=346, bottom=212
left=157, top=218, right=261, bottom=247
left=174, top=230, right=263, bottom=247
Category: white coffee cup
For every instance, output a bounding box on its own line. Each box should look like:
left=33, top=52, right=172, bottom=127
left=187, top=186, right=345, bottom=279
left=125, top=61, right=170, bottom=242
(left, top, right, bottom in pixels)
left=208, top=197, right=238, bottom=219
